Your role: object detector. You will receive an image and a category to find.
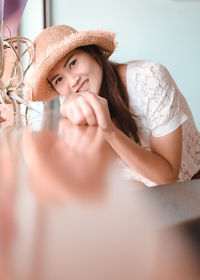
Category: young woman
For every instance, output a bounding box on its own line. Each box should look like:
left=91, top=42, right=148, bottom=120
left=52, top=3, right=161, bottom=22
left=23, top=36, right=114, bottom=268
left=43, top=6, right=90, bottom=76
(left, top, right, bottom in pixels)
left=25, top=24, right=200, bottom=186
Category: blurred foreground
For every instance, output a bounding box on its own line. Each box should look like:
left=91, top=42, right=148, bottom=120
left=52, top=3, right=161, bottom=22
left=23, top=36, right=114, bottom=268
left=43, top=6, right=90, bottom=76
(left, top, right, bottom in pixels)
left=0, top=110, right=200, bottom=280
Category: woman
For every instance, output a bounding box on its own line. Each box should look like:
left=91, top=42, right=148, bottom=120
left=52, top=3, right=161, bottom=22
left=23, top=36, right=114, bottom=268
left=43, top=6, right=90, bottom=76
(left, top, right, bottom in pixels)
left=25, top=25, right=200, bottom=186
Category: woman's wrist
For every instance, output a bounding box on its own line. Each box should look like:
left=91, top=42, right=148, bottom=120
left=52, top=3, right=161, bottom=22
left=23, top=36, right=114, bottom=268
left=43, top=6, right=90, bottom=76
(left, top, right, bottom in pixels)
left=102, top=121, right=119, bottom=142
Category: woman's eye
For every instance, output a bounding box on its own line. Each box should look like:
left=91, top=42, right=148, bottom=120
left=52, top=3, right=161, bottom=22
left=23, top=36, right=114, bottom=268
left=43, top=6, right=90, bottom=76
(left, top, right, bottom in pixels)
left=55, top=77, right=62, bottom=85
left=69, top=59, right=76, bottom=68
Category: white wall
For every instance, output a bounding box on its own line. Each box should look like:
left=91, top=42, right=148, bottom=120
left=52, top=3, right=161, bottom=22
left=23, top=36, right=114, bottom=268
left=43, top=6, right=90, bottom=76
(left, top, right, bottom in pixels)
left=20, top=0, right=43, bottom=41
left=51, top=0, right=200, bottom=129
left=20, top=0, right=44, bottom=115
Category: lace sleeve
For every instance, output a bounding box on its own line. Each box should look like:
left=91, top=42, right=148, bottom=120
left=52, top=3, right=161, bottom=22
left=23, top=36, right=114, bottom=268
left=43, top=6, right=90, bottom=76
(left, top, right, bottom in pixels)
left=135, top=62, right=188, bottom=137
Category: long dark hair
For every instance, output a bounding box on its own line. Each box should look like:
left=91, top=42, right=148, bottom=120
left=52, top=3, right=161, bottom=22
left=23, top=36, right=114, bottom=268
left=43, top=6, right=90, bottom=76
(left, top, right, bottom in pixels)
left=77, top=45, right=140, bottom=144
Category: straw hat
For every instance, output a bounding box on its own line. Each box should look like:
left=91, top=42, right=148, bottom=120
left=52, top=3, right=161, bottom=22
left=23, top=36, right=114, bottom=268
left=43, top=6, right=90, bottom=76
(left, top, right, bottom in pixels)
left=25, top=25, right=116, bottom=102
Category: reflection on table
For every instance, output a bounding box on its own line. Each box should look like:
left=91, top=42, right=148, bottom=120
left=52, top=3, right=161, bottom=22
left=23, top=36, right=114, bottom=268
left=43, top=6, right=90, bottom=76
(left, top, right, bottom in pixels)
left=0, top=110, right=200, bottom=280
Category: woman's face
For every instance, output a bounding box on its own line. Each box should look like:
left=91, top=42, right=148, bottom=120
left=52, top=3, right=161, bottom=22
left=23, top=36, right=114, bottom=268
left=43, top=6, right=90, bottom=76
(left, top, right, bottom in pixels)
left=47, top=49, right=103, bottom=98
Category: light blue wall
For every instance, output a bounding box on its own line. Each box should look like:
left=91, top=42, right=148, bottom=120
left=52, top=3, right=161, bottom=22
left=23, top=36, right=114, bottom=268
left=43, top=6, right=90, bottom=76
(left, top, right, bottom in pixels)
left=51, top=0, right=200, bottom=129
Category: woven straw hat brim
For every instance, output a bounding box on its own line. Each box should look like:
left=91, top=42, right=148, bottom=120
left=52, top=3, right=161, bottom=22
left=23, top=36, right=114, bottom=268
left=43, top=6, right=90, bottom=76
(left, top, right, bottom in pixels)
left=25, top=29, right=116, bottom=102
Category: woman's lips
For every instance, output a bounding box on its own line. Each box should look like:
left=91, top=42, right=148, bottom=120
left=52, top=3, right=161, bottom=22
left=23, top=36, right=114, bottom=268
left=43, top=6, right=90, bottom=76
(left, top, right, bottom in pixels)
left=77, top=79, right=89, bottom=92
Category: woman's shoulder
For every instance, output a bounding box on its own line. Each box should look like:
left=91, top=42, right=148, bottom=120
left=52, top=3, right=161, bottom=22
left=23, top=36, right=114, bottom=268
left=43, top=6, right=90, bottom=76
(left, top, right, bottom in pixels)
left=127, top=60, right=167, bottom=74
left=126, top=60, right=172, bottom=89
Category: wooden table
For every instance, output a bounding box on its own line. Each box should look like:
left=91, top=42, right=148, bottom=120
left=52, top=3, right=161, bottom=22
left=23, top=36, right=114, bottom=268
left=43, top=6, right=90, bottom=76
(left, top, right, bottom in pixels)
left=0, top=109, right=200, bottom=280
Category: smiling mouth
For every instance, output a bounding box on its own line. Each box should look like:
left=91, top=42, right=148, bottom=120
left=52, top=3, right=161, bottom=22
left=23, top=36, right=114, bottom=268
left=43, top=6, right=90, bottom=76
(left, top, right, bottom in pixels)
left=77, top=79, right=89, bottom=93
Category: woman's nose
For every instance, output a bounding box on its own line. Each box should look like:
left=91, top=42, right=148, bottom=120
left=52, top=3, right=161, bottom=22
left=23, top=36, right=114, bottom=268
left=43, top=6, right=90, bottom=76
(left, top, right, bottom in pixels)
left=69, top=75, right=81, bottom=89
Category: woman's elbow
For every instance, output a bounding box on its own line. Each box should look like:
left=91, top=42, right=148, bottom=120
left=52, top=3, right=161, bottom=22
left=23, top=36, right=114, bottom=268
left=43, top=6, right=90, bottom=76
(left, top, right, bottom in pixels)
left=155, top=170, right=179, bottom=185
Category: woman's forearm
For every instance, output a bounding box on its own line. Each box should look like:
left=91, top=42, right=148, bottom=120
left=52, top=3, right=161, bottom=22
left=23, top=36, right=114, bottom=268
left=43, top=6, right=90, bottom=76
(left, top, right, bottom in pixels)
left=103, top=125, right=179, bottom=185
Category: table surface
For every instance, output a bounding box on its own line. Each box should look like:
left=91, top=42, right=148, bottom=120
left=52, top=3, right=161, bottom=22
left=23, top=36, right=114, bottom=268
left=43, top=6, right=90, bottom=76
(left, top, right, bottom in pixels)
left=0, top=109, right=200, bottom=280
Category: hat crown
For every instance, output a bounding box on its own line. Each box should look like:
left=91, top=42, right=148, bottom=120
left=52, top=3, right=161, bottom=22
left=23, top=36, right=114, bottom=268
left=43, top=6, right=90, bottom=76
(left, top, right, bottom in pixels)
left=34, top=25, right=78, bottom=62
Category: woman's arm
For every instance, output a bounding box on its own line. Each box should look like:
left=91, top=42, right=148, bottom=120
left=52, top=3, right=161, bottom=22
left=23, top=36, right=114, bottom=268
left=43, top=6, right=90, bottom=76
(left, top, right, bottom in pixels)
left=60, top=92, right=183, bottom=185
left=104, top=123, right=182, bottom=185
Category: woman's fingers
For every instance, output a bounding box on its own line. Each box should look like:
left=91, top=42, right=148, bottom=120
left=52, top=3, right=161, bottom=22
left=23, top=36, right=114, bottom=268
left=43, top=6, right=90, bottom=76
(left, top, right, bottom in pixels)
left=65, top=98, right=86, bottom=125
left=80, top=93, right=108, bottom=129
left=64, top=92, right=111, bottom=129
left=77, top=96, right=97, bottom=126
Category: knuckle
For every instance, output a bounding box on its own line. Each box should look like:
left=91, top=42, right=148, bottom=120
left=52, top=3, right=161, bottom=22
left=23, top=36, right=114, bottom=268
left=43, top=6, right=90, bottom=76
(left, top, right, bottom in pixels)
left=67, top=100, right=75, bottom=108
left=77, top=96, right=85, bottom=104
left=102, top=97, right=108, bottom=104
left=86, top=93, right=96, bottom=101
left=85, top=110, right=94, bottom=118
left=74, top=115, right=84, bottom=124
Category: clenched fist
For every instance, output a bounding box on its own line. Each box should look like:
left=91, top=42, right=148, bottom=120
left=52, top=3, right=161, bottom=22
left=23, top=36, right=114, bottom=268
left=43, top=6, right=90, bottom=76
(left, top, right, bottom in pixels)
left=60, top=92, right=113, bottom=130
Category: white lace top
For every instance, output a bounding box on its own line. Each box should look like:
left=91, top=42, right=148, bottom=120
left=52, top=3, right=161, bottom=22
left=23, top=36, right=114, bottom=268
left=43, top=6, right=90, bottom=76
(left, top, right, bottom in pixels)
left=119, top=60, right=200, bottom=186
